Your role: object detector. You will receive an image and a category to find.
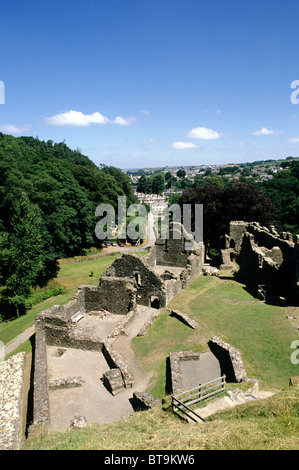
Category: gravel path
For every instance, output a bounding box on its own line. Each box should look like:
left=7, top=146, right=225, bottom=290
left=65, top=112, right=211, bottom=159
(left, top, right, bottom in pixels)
left=4, top=326, right=35, bottom=358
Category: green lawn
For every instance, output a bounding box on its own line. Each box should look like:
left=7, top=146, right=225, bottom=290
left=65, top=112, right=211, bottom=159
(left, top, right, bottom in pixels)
left=132, top=271, right=298, bottom=396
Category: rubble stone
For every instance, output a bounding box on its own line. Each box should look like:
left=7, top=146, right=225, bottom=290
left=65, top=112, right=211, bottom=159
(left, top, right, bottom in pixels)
left=102, top=369, right=125, bottom=395
left=132, top=392, right=161, bottom=410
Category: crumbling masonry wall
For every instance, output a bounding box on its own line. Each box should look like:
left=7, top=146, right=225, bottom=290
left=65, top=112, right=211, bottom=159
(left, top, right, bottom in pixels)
left=103, top=253, right=167, bottom=308
left=208, top=337, right=248, bottom=383
left=83, top=278, right=137, bottom=315
left=0, top=353, right=26, bottom=450
left=155, top=223, right=204, bottom=271
left=220, top=221, right=299, bottom=303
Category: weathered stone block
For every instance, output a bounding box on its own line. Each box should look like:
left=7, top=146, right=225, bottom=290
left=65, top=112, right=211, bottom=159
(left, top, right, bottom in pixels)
left=70, top=416, right=88, bottom=428
left=169, top=309, right=199, bottom=329
left=48, top=376, right=85, bottom=390
left=132, top=392, right=161, bottom=411
left=102, top=369, right=125, bottom=395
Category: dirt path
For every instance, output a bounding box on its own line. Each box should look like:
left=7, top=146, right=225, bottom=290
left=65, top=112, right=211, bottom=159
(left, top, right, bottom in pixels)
left=113, top=307, right=156, bottom=390
left=4, top=326, right=35, bottom=358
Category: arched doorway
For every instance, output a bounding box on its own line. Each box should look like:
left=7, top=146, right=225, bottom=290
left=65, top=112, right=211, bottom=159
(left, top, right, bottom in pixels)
left=150, top=296, right=160, bottom=309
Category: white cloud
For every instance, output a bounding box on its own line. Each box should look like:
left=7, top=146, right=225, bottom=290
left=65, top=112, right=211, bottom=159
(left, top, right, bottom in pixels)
left=237, top=141, right=257, bottom=147
left=112, top=115, right=136, bottom=126
left=44, top=110, right=135, bottom=127
left=0, top=124, right=31, bottom=133
left=172, top=141, right=198, bottom=149
left=287, top=136, right=299, bottom=143
left=252, top=127, right=281, bottom=136
left=141, top=138, right=159, bottom=143
left=188, top=126, right=221, bottom=140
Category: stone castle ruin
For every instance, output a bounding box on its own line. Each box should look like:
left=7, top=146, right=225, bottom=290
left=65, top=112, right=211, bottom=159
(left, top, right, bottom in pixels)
left=31, top=223, right=205, bottom=432
left=220, top=221, right=299, bottom=304
left=3, top=219, right=296, bottom=447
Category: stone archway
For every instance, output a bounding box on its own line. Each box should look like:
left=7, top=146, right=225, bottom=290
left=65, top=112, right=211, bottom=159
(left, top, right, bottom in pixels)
left=150, top=296, right=160, bottom=309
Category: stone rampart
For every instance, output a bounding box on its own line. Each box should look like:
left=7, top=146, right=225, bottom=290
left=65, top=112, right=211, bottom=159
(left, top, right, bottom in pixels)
left=0, top=352, right=26, bottom=450
left=32, top=329, right=50, bottom=432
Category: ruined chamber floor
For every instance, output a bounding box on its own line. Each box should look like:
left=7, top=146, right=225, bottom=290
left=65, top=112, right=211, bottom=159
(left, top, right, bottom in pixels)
left=46, top=345, right=137, bottom=432
left=45, top=309, right=154, bottom=432
left=180, top=352, right=221, bottom=390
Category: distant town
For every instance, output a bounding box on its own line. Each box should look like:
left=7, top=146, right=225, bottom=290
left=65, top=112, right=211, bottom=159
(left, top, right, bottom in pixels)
left=121, top=156, right=299, bottom=216
left=123, top=156, right=298, bottom=185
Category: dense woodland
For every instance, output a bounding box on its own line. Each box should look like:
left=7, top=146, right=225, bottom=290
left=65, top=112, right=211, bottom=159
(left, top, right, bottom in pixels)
left=0, top=133, right=298, bottom=318
left=0, top=133, right=137, bottom=317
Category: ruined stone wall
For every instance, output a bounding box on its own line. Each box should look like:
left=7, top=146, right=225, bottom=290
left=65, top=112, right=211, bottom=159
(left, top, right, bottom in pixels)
left=247, top=223, right=295, bottom=257
left=208, top=337, right=247, bottom=383
left=183, top=251, right=205, bottom=286
left=221, top=221, right=299, bottom=303
left=144, top=244, right=156, bottom=268
left=155, top=222, right=203, bottom=268
left=82, top=278, right=136, bottom=315
left=169, top=351, right=200, bottom=394
left=237, top=232, right=282, bottom=291
left=163, top=275, right=185, bottom=305
left=35, top=298, right=104, bottom=351
left=32, top=328, right=50, bottom=432
left=103, top=253, right=167, bottom=308
left=0, top=353, right=26, bottom=450
left=228, top=221, right=249, bottom=254
left=155, top=237, right=190, bottom=268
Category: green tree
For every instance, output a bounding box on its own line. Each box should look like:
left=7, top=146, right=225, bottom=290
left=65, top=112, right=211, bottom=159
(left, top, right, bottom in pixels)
left=137, top=174, right=151, bottom=194
left=180, top=182, right=279, bottom=249
left=151, top=173, right=165, bottom=195
left=262, top=160, right=299, bottom=234
left=176, top=169, right=186, bottom=178
left=0, top=193, right=47, bottom=316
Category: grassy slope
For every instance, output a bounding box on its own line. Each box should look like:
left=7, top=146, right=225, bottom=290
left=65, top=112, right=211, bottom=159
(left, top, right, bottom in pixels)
left=24, top=389, right=298, bottom=450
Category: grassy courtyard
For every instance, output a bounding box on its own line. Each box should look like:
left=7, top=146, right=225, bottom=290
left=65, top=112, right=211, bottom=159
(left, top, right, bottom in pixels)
left=132, top=270, right=298, bottom=397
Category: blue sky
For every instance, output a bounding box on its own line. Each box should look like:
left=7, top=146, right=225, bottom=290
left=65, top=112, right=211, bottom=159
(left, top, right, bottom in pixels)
left=1, top=0, right=299, bottom=169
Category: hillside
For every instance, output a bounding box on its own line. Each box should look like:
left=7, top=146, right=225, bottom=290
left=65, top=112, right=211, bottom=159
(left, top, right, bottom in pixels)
left=0, top=133, right=136, bottom=258
left=23, top=389, right=298, bottom=450
left=0, top=133, right=136, bottom=318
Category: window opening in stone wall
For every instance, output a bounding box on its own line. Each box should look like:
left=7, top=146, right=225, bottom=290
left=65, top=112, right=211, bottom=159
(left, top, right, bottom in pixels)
left=135, top=273, right=142, bottom=286
left=230, top=239, right=235, bottom=249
